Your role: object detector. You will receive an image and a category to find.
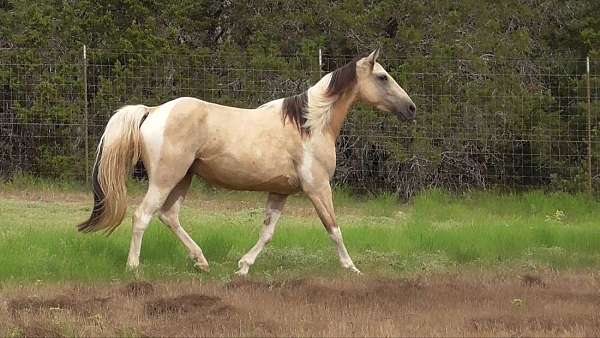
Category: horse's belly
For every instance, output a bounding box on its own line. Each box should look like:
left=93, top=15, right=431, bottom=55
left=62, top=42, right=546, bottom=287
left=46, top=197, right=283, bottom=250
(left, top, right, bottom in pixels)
left=191, top=157, right=301, bottom=194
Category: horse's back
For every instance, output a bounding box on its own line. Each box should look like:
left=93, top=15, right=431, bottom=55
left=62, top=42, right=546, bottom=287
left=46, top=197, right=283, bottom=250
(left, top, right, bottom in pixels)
left=140, top=96, right=303, bottom=194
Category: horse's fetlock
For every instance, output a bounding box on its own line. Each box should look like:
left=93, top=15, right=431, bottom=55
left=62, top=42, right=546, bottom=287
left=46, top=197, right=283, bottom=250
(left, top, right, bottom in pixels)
left=238, top=256, right=252, bottom=267
left=263, top=216, right=271, bottom=226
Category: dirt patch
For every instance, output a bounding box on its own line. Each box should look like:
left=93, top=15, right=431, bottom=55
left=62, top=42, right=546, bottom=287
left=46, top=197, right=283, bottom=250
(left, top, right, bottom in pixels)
left=15, top=324, right=64, bottom=338
left=144, top=294, right=224, bottom=316
left=284, top=281, right=342, bottom=302
left=278, top=277, right=427, bottom=303
left=2, top=273, right=600, bottom=337
left=9, top=295, right=109, bottom=317
left=123, top=281, right=154, bottom=297
left=543, top=289, right=600, bottom=304
left=225, top=278, right=273, bottom=290
left=0, top=190, right=351, bottom=219
left=520, top=273, right=546, bottom=287
left=471, top=314, right=600, bottom=332
left=225, top=277, right=313, bottom=290
left=363, top=277, right=426, bottom=295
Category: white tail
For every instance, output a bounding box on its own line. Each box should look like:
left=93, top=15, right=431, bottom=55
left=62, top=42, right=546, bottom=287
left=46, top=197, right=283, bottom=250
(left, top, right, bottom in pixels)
left=78, top=105, right=149, bottom=234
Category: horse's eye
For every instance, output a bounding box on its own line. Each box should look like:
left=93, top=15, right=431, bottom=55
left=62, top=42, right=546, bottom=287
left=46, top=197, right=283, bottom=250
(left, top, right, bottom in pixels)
left=377, top=74, right=388, bottom=82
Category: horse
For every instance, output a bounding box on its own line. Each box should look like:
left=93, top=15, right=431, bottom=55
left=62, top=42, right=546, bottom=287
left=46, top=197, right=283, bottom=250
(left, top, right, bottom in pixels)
left=77, top=49, right=416, bottom=275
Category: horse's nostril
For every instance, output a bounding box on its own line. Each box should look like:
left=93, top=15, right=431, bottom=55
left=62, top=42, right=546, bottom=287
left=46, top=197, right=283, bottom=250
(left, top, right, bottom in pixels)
left=409, top=103, right=416, bottom=114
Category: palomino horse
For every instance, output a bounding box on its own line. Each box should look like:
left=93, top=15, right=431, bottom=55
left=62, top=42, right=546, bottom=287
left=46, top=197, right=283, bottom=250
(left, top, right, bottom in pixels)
left=78, top=49, right=416, bottom=275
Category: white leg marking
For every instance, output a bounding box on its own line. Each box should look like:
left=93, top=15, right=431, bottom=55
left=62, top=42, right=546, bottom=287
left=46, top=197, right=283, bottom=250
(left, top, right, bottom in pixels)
left=160, top=211, right=210, bottom=271
left=236, top=208, right=281, bottom=275
left=126, top=187, right=165, bottom=269
left=174, top=226, right=209, bottom=271
left=236, top=195, right=286, bottom=276
left=329, top=227, right=361, bottom=274
left=126, top=209, right=153, bottom=269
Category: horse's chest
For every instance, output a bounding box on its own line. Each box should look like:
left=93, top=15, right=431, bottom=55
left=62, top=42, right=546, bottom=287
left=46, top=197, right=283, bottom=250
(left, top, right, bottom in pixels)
left=298, top=141, right=336, bottom=186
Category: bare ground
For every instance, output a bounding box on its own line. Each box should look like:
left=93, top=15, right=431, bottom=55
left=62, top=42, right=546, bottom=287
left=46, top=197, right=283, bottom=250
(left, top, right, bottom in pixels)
left=0, top=189, right=326, bottom=218
left=1, top=272, right=600, bottom=337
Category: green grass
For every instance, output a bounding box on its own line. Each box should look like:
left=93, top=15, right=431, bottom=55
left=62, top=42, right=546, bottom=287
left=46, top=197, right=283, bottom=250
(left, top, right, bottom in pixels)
left=1, top=178, right=600, bottom=283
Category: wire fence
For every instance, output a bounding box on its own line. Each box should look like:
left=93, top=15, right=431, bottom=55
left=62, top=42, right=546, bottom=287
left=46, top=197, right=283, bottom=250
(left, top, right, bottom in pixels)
left=1, top=48, right=599, bottom=197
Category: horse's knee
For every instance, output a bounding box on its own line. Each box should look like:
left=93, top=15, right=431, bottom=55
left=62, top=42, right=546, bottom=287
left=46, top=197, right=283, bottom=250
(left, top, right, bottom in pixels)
left=132, top=207, right=153, bottom=233
left=158, top=211, right=179, bottom=230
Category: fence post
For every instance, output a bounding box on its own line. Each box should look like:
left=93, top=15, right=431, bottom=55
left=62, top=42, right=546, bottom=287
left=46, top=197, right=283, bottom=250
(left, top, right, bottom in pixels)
left=587, top=56, right=592, bottom=195
left=83, top=45, right=89, bottom=184
left=318, top=48, right=323, bottom=78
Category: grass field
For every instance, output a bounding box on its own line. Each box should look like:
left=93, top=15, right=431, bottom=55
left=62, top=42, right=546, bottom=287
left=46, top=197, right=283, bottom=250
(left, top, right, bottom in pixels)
left=2, top=178, right=600, bottom=336
left=1, top=177, right=599, bottom=282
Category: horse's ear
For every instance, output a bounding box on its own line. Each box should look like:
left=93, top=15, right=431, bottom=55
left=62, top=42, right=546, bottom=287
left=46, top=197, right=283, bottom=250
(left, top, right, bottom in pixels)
left=366, top=48, right=380, bottom=69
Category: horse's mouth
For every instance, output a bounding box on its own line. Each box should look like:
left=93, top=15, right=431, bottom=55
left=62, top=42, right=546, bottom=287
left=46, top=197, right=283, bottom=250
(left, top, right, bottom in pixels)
left=395, top=110, right=416, bottom=122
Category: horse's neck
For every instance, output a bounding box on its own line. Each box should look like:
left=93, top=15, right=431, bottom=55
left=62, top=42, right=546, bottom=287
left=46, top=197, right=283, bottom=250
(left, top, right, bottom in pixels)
left=305, top=74, right=358, bottom=140
left=327, top=88, right=358, bottom=139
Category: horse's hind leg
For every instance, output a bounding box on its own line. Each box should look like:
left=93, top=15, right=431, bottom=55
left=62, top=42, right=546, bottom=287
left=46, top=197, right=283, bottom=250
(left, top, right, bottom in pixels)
left=158, top=172, right=209, bottom=271
left=126, top=158, right=194, bottom=270
left=126, top=182, right=172, bottom=269
left=236, top=193, right=288, bottom=276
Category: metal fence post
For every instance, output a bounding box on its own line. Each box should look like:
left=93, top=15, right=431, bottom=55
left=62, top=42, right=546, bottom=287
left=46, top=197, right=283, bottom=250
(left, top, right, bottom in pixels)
left=586, top=56, right=592, bottom=195
left=83, top=45, right=89, bottom=183
left=318, top=48, right=323, bottom=78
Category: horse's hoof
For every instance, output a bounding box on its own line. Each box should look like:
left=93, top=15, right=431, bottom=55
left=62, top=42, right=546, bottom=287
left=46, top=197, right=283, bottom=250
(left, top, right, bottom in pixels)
left=194, top=262, right=210, bottom=272
left=191, top=254, right=210, bottom=272
left=235, top=263, right=250, bottom=276
left=349, top=266, right=362, bottom=275
left=126, top=261, right=139, bottom=270
left=235, top=265, right=249, bottom=276
left=126, top=264, right=142, bottom=278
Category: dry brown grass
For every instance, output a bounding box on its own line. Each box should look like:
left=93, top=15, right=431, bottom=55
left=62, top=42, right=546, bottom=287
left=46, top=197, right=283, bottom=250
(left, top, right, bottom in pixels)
left=1, top=272, right=599, bottom=337
left=0, top=188, right=324, bottom=218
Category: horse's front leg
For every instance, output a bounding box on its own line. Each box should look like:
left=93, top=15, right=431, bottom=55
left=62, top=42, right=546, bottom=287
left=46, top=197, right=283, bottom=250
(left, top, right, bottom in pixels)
left=236, top=193, right=288, bottom=276
left=304, top=183, right=361, bottom=274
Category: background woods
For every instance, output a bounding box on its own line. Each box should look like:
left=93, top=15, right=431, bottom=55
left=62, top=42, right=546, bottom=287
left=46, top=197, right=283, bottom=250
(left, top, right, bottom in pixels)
left=1, top=0, right=599, bottom=197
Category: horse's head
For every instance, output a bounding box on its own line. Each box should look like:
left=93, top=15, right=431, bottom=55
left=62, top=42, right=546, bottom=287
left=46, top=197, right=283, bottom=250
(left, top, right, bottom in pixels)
left=355, top=49, right=416, bottom=121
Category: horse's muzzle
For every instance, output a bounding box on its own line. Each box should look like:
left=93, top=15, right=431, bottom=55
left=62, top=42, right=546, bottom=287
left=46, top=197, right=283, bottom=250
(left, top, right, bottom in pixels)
left=396, top=103, right=416, bottom=121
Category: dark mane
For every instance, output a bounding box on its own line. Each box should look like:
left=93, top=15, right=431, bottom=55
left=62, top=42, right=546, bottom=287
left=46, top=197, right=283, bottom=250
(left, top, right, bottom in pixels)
left=326, top=56, right=360, bottom=97
left=282, top=91, right=310, bottom=136
left=281, top=57, right=360, bottom=136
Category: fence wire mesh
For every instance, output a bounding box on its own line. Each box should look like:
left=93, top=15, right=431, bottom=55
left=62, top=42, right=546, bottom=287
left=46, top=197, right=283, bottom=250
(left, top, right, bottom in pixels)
left=1, top=49, right=598, bottom=197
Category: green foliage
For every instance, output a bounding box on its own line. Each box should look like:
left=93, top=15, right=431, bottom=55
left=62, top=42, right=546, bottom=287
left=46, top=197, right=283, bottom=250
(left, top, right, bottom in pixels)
left=1, top=189, right=600, bottom=282
left=0, top=1, right=598, bottom=195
